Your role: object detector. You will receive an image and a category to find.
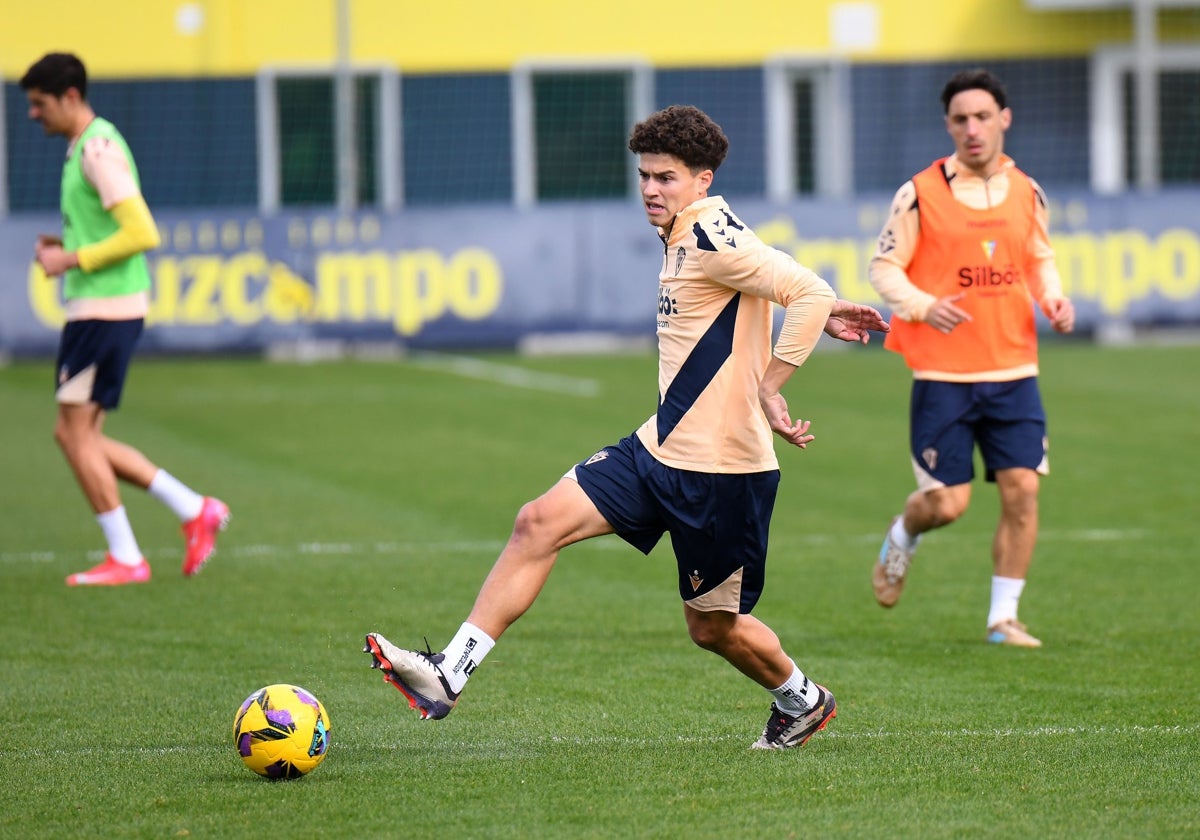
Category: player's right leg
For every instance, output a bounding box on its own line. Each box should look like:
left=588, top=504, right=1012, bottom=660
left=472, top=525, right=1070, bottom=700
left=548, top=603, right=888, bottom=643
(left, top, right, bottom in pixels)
left=54, top=319, right=151, bottom=586
left=363, top=634, right=460, bottom=720
left=874, top=514, right=918, bottom=607
left=365, top=470, right=620, bottom=720
left=874, top=486, right=970, bottom=606
left=467, top=476, right=615, bottom=637
left=874, top=380, right=976, bottom=607
left=55, top=402, right=120, bottom=515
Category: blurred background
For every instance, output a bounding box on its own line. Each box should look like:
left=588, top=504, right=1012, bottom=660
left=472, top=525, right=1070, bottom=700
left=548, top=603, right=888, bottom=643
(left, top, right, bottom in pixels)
left=2, top=0, right=1198, bottom=356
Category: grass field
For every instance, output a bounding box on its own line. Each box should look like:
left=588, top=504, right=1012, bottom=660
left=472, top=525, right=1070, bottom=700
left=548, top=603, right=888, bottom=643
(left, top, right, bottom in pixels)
left=0, top=341, right=1196, bottom=839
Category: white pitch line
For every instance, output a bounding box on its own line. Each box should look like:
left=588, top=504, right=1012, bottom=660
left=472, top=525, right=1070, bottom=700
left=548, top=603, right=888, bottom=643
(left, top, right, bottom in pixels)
left=478, top=722, right=1200, bottom=749
left=825, top=528, right=1151, bottom=546
left=548, top=722, right=1200, bottom=745
left=0, top=529, right=1148, bottom=565
left=1046, top=528, right=1151, bottom=541
left=6, top=722, right=1196, bottom=759
left=0, top=540, right=506, bottom=565
left=405, top=351, right=601, bottom=397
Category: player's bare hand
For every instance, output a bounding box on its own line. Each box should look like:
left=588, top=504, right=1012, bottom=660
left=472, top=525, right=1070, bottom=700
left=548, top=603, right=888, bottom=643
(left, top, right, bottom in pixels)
left=1042, top=297, right=1075, bottom=334
left=925, top=293, right=972, bottom=334
left=760, top=391, right=815, bottom=449
left=824, top=299, right=890, bottom=344
left=34, top=239, right=77, bottom=277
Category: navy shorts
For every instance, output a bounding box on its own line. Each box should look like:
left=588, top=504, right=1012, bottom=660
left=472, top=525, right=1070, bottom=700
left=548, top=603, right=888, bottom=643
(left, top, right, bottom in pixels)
left=909, top=377, right=1047, bottom=486
left=572, top=433, right=780, bottom=613
left=55, top=319, right=144, bottom=410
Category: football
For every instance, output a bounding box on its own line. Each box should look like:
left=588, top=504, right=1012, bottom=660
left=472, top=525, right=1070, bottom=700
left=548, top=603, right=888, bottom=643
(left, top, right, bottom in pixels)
left=233, top=683, right=331, bottom=779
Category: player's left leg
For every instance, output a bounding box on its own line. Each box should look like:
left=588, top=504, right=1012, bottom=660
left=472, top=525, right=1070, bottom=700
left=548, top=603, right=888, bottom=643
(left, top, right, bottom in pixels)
left=977, top=377, right=1048, bottom=647
left=667, top=467, right=834, bottom=748
left=685, top=607, right=836, bottom=749
left=97, top=400, right=229, bottom=576
left=987, top=467, right=1042, bottom=647
left=683, top=608, right=790, bottom=687
left=994, top=466, right=1040, bottom=581
left=98, top=425, right=230, bottom=576
left=101, top=436, right=158, bottom=487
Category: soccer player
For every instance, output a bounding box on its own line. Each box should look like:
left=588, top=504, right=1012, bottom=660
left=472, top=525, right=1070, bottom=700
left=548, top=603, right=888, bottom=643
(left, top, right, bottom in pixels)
left=21, top=53, right=229, bottom=586
left=364, top=105, right=888, bottom=748
left=868, top=68, right=1075, bottom=647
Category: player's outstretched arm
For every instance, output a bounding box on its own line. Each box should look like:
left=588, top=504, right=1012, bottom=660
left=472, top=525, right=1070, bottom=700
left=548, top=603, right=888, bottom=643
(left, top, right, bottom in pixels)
left=823, top=299, right=890, bottom=344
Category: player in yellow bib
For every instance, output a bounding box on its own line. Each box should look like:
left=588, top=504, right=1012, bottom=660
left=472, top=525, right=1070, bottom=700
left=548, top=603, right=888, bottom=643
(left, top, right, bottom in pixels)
left=22, top=53, right=229, bottom=586
left=868, top=68, right=1076, bottom=646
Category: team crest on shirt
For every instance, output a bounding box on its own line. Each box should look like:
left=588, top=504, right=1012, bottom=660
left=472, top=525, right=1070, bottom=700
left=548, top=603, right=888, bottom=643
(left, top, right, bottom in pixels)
left=980, top=240, right=998, bottom=260
left=921, top=447, right=938, bottom=471
left=584, top=450, right=609, bottom=466
left=674, top=246, right=686, bottom=276
left=878, top=227, right=896, bottom=255
left=688, top=570, right=704, bottom=592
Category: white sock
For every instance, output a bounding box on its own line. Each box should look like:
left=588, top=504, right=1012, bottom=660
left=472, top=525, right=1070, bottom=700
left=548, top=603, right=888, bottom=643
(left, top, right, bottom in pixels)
left=148, top=469, right=204, bottom=522
left=987, top=576, right=1026, bottom=628
left=890, top=517, right=920, bottom=551
left=769, top=661, right=821, bottom=715
left=97, top=506, right=143, bottom=566
left=439, top=622, right=495, bottom=694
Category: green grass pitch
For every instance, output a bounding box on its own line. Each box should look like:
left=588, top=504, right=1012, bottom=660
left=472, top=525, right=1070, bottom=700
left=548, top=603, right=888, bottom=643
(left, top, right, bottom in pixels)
left=0, top=341, right=1196, bottom=838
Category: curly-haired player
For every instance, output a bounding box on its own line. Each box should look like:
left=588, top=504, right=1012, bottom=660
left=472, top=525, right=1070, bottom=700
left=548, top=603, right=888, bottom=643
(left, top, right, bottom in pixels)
left=364, top=104, right=888, bottom=748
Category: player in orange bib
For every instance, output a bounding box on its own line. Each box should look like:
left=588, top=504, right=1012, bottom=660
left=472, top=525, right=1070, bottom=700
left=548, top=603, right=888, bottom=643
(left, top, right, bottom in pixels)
left=868, top=68, right=1076, bottom=647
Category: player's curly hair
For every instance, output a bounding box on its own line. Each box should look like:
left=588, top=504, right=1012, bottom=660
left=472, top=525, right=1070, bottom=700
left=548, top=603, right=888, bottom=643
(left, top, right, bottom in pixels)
left=628, top=105, right=729, bottom=173
left=941, top=68, right=1007, bottom=113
